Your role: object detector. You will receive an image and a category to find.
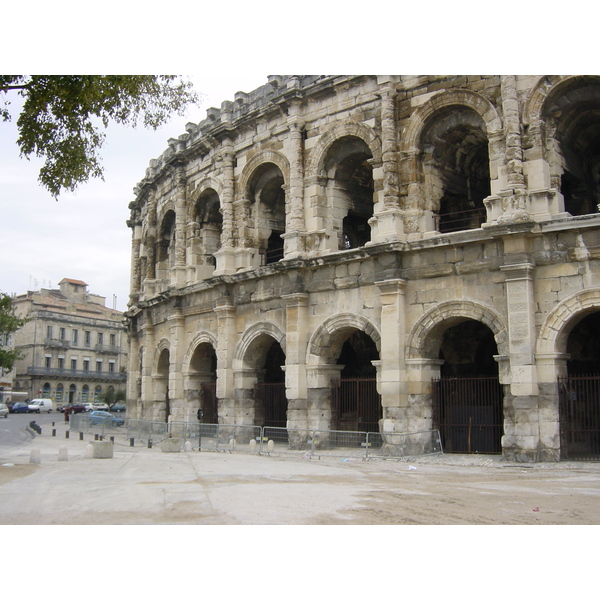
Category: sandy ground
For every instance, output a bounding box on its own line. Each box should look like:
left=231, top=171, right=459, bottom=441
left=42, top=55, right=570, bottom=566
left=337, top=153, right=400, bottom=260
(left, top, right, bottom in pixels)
left=1, top=431, right=599, bottom=525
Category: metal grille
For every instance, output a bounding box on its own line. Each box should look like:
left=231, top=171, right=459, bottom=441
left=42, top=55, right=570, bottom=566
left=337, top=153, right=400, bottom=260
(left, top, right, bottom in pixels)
left=332, top=378, right=381, bottom=433
left=433, top=376, right=503, bottom=454
left=256, top=382, right=287, bottom=428
left=436, top=206, right=486, bottom=233
left=559, top=375, right=600, bottom=460
left=200, top=382, right=218, bottom=423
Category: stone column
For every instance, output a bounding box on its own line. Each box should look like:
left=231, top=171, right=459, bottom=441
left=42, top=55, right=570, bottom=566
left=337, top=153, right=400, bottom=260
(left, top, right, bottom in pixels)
left=167, top=306, right=185, bottom=418
left=129, top=222, right=142, bottom=303
left=283, top=293, right=309, bottom=439
left=306, top=364, right=344, bottom=435
left=173, top=165, right=188, bottom=286
left=500, top=237, right=540, bottom=461
left=371, top=86, right=407, bottom=243
left=140, top=322, right=155, bottom=421
left=146, top=189, right=157, bottom=282
left=282, top=100, right=306, bottom=258
left=496, top=75, right=529, bottom=223
left=375, top=279, right=407, bottom=433
left=213, top=137, right=237, bottom=275
left=214, top=297, right=236, bottom=424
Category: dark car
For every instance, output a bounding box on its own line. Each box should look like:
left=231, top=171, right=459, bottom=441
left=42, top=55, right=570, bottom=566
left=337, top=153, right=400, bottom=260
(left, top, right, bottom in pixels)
left=9, top=402, right=30, bottom=413
left=110, top=404, right=126, bottom=412
left=58, top=403, right=87, bottom=414
left=88, top=411, right=125, bottom=427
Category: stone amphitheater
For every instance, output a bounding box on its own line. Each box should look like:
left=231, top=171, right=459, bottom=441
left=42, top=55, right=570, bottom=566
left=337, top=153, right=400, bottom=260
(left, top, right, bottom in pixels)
left=125, top=75, right=600, bottom=462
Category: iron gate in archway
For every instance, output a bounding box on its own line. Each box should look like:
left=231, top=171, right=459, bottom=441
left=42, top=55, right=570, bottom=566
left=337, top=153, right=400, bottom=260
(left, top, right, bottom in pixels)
left=433, top=376, right=504, bottom=454
left=558, top=375, right=600, bottom=460
left=332, top=378, right=381, bottom=433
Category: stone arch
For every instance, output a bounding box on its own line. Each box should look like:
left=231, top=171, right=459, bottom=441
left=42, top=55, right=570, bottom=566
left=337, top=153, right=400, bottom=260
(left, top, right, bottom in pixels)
left=182, top=331, right=219, bottom=374
left=188, top=178, right=223, bottom=220
left=307, top=313, right=381, bottom=365
left=238, top=150, right=290, bottom=195
left=233, top=321, right=286, bottom=369
left=406, top=300, right=508, bottom=360
left=152, top=338, right=171, bottom=375
left=306, top=121, right=382, bottom=179
left=537, top=289, right=600, bottom=357
left=400, top=88, right=504, bottom=153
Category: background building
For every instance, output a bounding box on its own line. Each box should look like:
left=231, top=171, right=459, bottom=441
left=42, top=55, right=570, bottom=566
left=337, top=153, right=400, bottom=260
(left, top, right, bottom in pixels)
left=126, top=76, right=600, bottom=462
left=12, top=278, right=127, bottom=404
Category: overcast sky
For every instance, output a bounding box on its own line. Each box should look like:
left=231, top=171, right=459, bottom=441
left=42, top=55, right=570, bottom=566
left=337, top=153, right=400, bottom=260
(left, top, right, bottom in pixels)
left=0, top=74, right=270, bottom=312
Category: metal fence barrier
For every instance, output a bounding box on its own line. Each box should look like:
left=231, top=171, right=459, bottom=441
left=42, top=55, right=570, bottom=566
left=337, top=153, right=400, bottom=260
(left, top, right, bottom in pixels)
left=69, top=415, right=442, bottom=460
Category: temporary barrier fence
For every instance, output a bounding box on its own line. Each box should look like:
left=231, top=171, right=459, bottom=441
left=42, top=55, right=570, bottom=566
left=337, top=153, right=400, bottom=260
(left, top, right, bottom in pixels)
left=69, top=416, right=443, bottom=460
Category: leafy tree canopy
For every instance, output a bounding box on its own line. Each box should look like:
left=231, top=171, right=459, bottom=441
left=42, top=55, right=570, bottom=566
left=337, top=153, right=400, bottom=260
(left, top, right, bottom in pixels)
left=0, top=75, right=198, bottom=198
left=0, top=293, right=28, bottom=371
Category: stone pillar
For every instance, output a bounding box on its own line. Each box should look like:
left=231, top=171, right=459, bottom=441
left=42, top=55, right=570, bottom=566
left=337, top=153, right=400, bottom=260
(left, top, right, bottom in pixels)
left=213, top=137, right=237, bottom=275
left=375, top=279, right=407, bottom=432
left=371, top=86, right=406, bottom=243
left=306, top=364, right=344, bottom=433
left=500, top=238, right=541, bottom=461
left=173, top=165, right=187, bottom=286
left=495, top=75, right=529, bottom=224
left=126, top=328, right=140, bottom=417
left=140, top=322, right=155, bottom=421
left=129, top=222, right=142, bottom=302
left=283, top=293, right=309, bottom=435
left=282, top=99, right=306, bottom=259
left=214, top=297, right=236, bottom=424
left=167, top=307, right=185, bottom=418
left=404, top=358, right=444, bottom=436
left=145, top=189, right=157, bottom=282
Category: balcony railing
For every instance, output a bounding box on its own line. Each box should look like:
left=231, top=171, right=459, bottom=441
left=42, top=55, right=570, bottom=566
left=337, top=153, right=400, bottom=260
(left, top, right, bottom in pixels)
left=44, top=338, right=70, bottom=349
left=26, top=366, right=126, bottom=381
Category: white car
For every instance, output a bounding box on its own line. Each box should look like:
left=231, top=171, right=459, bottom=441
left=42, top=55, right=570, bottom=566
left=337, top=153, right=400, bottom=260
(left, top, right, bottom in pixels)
left=91, top=402, right=109, bottom=411
left=0, top=403, right=8, bottom=418
left=82, top=402, right=95, bottom=412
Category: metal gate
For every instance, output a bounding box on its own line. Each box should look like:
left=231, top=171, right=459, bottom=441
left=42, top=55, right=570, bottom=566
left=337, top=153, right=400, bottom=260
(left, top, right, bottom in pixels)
left=558, top=375, right=600, bottom=460
left=200, top=382, right=218, bottom=424
left=432, top=376, right=504, bottom=454
left=332, top=378, right=381, bottom=433
left=256, top=382, right=287, bottom=429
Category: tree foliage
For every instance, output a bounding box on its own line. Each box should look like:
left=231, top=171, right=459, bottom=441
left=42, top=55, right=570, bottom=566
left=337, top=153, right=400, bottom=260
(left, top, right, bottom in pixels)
left=0, top=75, right=198, bottom=198
left=0, top=293, right=28, bottom=372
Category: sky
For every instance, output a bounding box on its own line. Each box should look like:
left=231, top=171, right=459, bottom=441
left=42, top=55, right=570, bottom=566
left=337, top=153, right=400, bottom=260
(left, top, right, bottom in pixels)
left=0, top=74, right=271, bottom=312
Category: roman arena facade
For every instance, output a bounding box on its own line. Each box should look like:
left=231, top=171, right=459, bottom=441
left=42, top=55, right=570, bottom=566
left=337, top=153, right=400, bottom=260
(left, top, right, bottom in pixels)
left=125, top=75, right=600, bottom=462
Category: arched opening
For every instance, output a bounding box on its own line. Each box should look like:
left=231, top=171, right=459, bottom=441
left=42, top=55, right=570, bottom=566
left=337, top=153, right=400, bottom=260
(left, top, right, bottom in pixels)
left=255, top=339, right=287, bottom=428
left=194, top=189, right=222, bottom=270
left=248, top=163, right=286, bottom=264
left=95, top=385, right=102, bottom=400
left=42, top=382, right=51, bottom=398
left=421, top=107, right=491, bottom=233
left=333, top=329, right=381, bottom=433
left=188, top=342, right=218, bottom=424
left=156, top=210, right=176, bottom=279
left=559, top=311, right=600, bottom=459
left=433, top=319, right=503, bottom=453
left=156, top=348, right=170, bottom=422
left=56, top=383, right=63, bottom=403
left=82, top=384, right=89, bottom=402
left=549, top=79, right=600, bottom=216
left=324, top=136, right=374, bottom=250
left=69, top=384, right=77, bottom=403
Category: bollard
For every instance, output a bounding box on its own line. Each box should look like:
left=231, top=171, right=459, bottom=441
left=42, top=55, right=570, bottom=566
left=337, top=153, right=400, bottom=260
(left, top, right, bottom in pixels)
left=29, top=448, right=41, bottom=464
left=65, top=430, right=69, bottom=439
left=79, top=432, right=83, bottom=441
left=267, top=439, right=275, bottom=453
left=184, top=441, right=193, bottom=452
left=148, top=439, right=153, bottom=448
left=110, top=436, right=114, bottom=443
left=249, top=439, right=257, bottom=452
left=129, top=438, right=134, bottom=447
left=58, top=446, right=68, bottom=461
left=84, top=444, right=94, bottom=459
left=52, top=429, right=56, bottom=437
left=94, top=434, right=99, bottom=441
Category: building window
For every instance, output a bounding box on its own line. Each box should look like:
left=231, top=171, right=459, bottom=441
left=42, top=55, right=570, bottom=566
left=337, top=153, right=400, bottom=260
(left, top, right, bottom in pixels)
left=108, top=361, right=115, bottom=373
left=60, top=328, right=66, bottom=341
left=110, top=333, right=116, bottom=346
left=45, top=355, right=51, bottom=368
left=97, top=332, right=104, bottom=346
left=72, top=329, right=78, bottom=345
left=58, top=356, right=64, bottom=370
left=56, top=385, right=63, bottom=402
left=96, top=360, right=102, bottom=372
left=85, top=331, right=91, bottom=347
left=71, top=358, right=77, bottom=370
left=83, top=358, right=90, bottom=371
left=82, top=385, right=89, bottom=402
left=47, top=325, right=53, bottom=339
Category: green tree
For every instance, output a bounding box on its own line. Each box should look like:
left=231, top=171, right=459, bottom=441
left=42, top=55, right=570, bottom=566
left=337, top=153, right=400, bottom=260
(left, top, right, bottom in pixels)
left=0, top=293, right=28, bottom=371
left=0, top=75, right=198, bottom=198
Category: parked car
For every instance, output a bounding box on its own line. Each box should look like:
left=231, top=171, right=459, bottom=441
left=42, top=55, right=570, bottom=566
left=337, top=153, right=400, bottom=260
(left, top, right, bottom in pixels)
left=0, top=403, right=8, bottom=418
left=58, top=403, right=87, bottom=414
left=87, top=410, right=125, bottom=427
left=28, top=398, right=54, bottom=413
left=9, top=402, right=30, bottom=413
left=91, top=402, right=109, bottom=411
left=82, top=403, right=95, bottom=412
left=110, top=404, right=126, bottom=412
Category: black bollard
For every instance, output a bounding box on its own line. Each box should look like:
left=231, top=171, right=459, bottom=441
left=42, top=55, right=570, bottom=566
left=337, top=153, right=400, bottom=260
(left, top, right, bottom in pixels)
left=130, top=438, right=134, bottom=447
left=52, top=429, right=56, bottom=437
left=148, top=439, right=153, bottom=448
left=79, top=432, right=83, bottom=441
left=65, top=430, right=69, bottom=439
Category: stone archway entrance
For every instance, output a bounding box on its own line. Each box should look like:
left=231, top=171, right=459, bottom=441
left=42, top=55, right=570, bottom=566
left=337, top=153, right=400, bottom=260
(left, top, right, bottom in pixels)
left=433, top=319, right=503, bottom=454
left=559, top=311, right=600, bottom=460
left=256, top=341, right=287, bottom=428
